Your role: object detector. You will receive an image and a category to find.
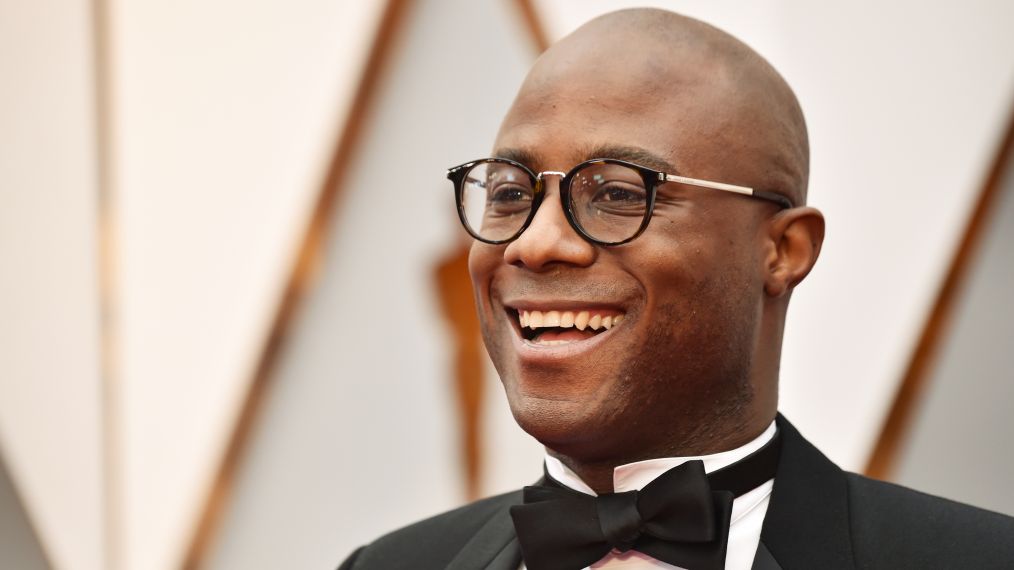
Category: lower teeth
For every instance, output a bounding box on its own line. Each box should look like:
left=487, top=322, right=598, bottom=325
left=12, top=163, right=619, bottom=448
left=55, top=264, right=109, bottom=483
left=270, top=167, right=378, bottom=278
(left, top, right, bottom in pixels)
left=533, top=339, right=574, bottom=346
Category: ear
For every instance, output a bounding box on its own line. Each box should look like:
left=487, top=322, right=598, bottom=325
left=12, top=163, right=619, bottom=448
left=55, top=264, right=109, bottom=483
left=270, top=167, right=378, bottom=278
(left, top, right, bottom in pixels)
left=763, top=207, right=825, bottom=298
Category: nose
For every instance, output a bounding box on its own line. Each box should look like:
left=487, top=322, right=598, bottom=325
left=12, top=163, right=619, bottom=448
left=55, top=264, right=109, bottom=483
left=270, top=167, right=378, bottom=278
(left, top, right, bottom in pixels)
left=503, top=176, right=596, bottom=271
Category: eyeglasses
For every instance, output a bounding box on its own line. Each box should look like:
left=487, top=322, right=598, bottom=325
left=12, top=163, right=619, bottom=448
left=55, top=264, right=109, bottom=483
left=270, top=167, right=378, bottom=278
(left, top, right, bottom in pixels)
left=447, top=157, right=793, bottom=246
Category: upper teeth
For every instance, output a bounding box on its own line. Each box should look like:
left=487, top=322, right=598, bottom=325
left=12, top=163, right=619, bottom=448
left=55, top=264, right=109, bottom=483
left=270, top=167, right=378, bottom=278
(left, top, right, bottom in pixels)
left=519, top=310, right=624, bottom=331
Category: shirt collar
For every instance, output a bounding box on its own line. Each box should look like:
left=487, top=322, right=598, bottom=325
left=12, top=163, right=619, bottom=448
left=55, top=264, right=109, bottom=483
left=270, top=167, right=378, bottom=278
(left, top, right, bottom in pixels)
left=544, top=421, right=777, bottom=495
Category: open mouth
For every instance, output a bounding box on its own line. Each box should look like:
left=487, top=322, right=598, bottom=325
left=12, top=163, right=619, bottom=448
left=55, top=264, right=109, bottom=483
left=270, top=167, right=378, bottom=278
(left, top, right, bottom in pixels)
left=512, top=309, right=625, bottom=346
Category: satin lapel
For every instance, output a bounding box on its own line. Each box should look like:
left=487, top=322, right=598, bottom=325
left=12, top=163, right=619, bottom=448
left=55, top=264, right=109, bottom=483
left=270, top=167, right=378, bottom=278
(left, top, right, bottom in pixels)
left=750, top=542, right=783, bottom=570
left=759, top=415, right=856, bottom=569
left=445, top=498, right=523, bottom=570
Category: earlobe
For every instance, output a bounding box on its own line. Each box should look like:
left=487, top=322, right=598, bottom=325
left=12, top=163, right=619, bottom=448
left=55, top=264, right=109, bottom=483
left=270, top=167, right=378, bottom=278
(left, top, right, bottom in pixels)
left=763, top=207, right=825, bottom=298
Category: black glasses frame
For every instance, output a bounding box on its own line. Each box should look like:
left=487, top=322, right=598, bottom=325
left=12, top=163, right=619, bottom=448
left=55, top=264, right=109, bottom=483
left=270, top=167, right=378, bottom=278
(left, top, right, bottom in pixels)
left=447, top=157, right=793, bottom=246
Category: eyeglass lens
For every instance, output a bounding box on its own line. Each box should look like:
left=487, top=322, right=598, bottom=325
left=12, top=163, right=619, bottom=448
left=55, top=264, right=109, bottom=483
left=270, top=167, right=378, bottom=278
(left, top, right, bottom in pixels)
left=459, top=160, right=649, bottom=244
left=459, top=161, right=535, bottom=242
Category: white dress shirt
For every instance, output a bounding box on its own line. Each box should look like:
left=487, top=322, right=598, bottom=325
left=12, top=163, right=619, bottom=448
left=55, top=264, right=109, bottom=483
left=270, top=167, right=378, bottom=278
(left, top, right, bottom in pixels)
left=519, top=421, right=776, bottom=570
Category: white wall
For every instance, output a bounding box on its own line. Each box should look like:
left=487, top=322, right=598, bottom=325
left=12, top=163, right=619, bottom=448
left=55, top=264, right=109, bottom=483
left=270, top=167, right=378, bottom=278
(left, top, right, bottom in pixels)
left=531, top=0, right=1014, bottom=470
left=0, top=1, right=104, bottom=569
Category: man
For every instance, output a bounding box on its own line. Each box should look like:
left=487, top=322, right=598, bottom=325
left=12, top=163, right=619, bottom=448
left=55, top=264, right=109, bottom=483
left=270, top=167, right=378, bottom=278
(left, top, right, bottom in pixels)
left=340, top=8, right=1014, bottom=570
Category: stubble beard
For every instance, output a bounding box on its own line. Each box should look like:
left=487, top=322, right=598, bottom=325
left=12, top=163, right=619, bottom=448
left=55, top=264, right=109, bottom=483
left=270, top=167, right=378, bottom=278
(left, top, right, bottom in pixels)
left=483, top=294, right=758, bottom=466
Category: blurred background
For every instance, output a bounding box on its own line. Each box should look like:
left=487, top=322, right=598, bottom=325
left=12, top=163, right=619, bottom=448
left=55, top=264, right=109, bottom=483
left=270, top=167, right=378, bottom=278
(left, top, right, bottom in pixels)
left=2, top=0, right=1013, bottom=568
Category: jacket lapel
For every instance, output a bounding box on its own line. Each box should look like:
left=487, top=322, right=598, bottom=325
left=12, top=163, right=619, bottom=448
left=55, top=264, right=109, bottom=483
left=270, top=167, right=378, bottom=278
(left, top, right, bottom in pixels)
left=757, top=415, right=856, bottom=569
left=445, top=494, right=523, bottom=570
left=750, top=542, right=783, bottom=570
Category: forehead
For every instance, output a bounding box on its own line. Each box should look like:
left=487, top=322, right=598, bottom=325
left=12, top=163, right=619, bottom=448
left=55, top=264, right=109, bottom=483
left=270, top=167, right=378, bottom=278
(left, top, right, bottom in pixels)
left=494, top=55, right=742, bottom=177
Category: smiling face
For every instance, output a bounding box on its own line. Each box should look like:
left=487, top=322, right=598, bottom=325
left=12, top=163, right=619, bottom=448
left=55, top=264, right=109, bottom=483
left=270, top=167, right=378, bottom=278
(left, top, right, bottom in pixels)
left=468, top=10, right=813, bottom=466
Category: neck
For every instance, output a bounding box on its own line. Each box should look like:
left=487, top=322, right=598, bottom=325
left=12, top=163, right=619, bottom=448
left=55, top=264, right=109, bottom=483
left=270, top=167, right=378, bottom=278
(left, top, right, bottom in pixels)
left=547, top=411, right=774, bottom=494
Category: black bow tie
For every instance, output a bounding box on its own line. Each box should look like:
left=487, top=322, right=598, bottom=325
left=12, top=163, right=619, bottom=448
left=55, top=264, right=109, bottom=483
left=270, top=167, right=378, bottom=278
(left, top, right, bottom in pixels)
left=510, top=430, right=781, bottom=570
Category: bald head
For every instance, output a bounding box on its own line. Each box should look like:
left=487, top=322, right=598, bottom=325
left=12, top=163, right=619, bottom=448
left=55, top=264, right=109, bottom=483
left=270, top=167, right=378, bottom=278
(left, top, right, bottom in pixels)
left=502, top=8, right=809, bottom=205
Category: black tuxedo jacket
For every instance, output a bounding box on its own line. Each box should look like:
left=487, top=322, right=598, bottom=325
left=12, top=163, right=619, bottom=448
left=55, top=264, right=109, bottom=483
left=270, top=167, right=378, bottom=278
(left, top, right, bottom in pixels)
left=339, top=416, right=1014, bottom=569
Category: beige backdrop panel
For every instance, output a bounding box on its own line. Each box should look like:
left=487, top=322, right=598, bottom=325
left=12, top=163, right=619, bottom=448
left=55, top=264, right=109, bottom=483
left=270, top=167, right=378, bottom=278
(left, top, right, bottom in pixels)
left=0, top=457, right=49, bottom=569
left=107, top=1, right=386, bottom=568
left=0, top=1, right=103, bottom=568
left=894, top=137, right=1014, bottom=515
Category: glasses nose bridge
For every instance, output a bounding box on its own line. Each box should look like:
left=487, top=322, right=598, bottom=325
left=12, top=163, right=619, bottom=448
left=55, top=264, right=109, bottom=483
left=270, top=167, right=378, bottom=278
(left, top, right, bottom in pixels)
left=535, top=170, right=567, bottom=189
left=527, top=169, right=574, bottom=237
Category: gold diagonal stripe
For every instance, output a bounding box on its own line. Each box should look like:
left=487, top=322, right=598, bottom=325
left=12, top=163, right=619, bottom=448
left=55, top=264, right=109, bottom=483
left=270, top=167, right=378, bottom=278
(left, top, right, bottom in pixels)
left=91, top=0, right=122, bottom=566
left=513, top=0, right=551, bottom=53
left=865, top=101, right=1014, bottom=480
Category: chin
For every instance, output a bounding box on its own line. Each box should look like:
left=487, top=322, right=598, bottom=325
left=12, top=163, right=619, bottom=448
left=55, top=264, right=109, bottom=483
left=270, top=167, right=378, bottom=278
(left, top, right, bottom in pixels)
left=503, top=383, right=631, bottom=460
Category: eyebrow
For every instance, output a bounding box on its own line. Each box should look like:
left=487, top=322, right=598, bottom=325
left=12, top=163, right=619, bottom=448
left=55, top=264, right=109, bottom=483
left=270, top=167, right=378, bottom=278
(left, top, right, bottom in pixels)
left=583, top=144, right=679, bottom=174
left=492, top=147, right=540, bottom=169
left=492, top=144, right=680, bottom=175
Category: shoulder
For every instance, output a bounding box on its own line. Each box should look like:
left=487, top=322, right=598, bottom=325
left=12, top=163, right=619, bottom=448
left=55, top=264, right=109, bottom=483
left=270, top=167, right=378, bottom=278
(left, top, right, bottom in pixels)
left=845, top=472, right=1014, bottom=569
left=338, top=490, right=523, bottom=570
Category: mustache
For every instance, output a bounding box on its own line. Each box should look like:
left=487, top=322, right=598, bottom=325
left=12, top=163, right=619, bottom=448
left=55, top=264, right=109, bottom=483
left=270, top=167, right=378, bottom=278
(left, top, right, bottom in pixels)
left=492, top=273, right=635, bottom=302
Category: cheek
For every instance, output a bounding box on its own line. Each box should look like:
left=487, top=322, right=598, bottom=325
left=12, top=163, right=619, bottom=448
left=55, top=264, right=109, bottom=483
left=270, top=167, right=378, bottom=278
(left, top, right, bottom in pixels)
left=627, top=223, right=715, bottom=304
left=636, top=209, right=762, bottom=291
left=622, top=215, right=763, bottom=366
left=467, top=243, right=501, bottom=305
left=467, top=242, right=514, bottom=374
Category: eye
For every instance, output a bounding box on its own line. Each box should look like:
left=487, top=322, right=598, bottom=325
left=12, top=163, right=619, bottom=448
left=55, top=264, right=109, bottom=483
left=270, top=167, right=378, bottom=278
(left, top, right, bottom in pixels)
left=595, top=184, right=644, bottom=202
left=489, top=183, right=531, bottom=202
left=587, top=182, right=647, bottom=214
left=486, top=183, right=534, bottom=215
